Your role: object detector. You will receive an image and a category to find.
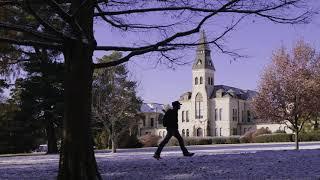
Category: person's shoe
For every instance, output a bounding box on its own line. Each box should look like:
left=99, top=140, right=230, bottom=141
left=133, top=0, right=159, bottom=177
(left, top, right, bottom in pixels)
left=183, top=152, right=194, bottom=157
left=153, top=154, right=161, bottom=160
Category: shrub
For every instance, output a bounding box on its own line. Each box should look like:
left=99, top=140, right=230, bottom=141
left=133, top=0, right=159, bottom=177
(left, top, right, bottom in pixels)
left=240, top=128, right=272, bottom=143
left=274, top=129, right=287, bottom=134
left=94, top=131, right=109, bottom=149
left=240, top=131, right=255, bottom=143
left=138, top=134, right=161, bottom=147
left=254, top=133, right=293, bottom=143
left=299, top=131, right=320, bottom=142
left=252, top=127, right=272, bottom=137
left=167, top=138, right=179, bottom=146
left=226, top=136, right=241, bottom=144
left=118, top=134, right=143, bottom=148
left=166, top=137, right=212, bottom=146
left=212, top=137, right=227, bottom=144
left=185, top=137, right=212, bottom=145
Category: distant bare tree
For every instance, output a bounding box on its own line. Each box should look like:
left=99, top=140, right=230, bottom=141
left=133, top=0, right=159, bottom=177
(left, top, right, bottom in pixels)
left=0, top=0, right=315, bottom=179
left=92, top=52, right=141, bottom=153
left=253, top=41, right=320, bottom=150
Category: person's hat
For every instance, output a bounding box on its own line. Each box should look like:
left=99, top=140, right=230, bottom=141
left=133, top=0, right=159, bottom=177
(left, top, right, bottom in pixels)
left=172, top=101, right=182, bottom=107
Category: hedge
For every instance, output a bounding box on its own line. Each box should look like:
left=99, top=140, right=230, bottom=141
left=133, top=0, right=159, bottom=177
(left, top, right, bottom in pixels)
left=166, top=136, right=241, bottom=146
left=254, top=133, right=293, bottom=143
left=299, top=131, right=320, bottom=141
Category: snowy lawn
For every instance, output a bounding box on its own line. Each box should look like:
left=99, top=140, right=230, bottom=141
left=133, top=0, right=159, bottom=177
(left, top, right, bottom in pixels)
left=0, top=148, right=320, bottom=179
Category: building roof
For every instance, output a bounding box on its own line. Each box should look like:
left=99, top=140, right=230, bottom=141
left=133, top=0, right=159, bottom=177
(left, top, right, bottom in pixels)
left=179, top=85, right=257, bottom=101
left=140, top=103, right=165, bottom=113
left=210, top=85, right=257, bottom=100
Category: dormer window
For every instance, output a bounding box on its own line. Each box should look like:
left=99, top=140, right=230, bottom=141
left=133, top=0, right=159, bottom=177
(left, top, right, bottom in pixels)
left=197, top=59, right=202, bottom=65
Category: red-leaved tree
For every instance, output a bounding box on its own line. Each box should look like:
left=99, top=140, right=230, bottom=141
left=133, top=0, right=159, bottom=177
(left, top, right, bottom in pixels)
left=253, top=41, right=320, bottom=150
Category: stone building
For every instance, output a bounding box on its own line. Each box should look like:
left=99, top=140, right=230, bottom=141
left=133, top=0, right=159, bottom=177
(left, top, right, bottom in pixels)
left=138, top=31, right=289, bottom=137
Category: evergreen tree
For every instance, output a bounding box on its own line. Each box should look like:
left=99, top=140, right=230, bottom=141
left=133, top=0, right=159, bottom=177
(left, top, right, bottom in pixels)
left=10, top=49, right=64, bottom=154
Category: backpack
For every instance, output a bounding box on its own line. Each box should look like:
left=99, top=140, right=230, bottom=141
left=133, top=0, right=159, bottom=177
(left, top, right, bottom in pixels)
left=162, top=109, right=171, bottom=127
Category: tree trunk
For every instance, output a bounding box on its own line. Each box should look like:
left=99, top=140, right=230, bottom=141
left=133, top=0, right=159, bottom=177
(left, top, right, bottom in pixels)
left=58, top=41, right=100, bottom=179
left=57, top=1, right=101, bottom=180
left=108, top=135, right=112, bottom=149
left=294, top=129, right=299, bottom=150
left=111, top=138, right=117, bottom=153
left=47, top=118, right=58, bottom=154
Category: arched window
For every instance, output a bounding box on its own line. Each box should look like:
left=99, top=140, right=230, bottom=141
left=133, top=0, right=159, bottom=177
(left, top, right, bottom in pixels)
left=159, top=132, right=162, bottom=137
left=186, top=111, right=189, bottom=122
left=195, top=93, right=203, bottom=119
left=200, top=77, right=203, bottom=84
left=163, top=131, right=166, bottom=137
left=182, top=111, right=185, bottom=122
left=186, top=129, right=189, bottom=137
left=220, top=128, right=222, bottom=136
left=195, top=77, right=198, bottom=85
left=197, top=128, right=203, bottom=137
left=210, top=77, right=213, bottom=85
left=208, top=77, right=210, bottom=85
left=182, top=129, right=185, bottom=136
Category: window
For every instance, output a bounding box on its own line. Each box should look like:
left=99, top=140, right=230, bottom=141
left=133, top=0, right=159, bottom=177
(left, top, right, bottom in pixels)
left=195, top=93, right=203, bottom=119
left=200, top=77, right=203, bottom=84
left=242, top=110, right=245, bottom=122
left=232, top=109, right=238, bottom=121
left=163, top=131, right=166, bottom=137
left=214, top=109, right=217, bottom=121
left=197, top=59, right=202, bottom=64
left=219, top=108, right=222, bottom=120
left=232, top=128, right=237, bottom=135
left=143, top=119, right=146, bottom=127
left=244, top=128, right=247, bottom=134
left=208, top=77, right=211, bottom=85
left=158, top=114, right=163, bottom=126
left=186, top=129, right=190, bottom=137
left=211, top=78, right=213, bottom=85
left=220, top=128, right=222, bottom=136
left=215, top=128, right=217, bottom=136
left=186, top=111, right=189, bottom=122
left=195, top=77, right=198, bottom=85
left=182, top=129, right=185, bottom=136
left=197, top=128, right=203, bottom=137
left=247, top=110, right=251, bottom=122
left=182, top=111, right=185, bottom=122
left=150, top=118, right=154, bottom=127
left=159, top=132, right=161, bottom=137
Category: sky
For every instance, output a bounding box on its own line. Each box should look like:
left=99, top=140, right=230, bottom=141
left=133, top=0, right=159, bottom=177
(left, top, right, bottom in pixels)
left=93, top=1, right=320, bottom=105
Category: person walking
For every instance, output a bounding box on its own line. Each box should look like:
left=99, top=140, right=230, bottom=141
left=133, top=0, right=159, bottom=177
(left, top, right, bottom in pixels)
left=153, top=101, right=194, bottom=160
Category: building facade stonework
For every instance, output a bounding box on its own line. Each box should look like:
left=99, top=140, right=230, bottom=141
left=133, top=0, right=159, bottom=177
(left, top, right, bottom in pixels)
left=139, top=31, right=289, bottom=138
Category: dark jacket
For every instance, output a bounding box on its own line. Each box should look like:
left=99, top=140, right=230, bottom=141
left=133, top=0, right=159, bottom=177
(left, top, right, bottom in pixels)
left=164, top=109, right=178, bottom=129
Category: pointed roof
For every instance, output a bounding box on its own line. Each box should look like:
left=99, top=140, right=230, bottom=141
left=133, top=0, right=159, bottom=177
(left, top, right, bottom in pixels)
left=192, top=30, right=215, bottom=70
left=197, top=30, right=210, bottom=51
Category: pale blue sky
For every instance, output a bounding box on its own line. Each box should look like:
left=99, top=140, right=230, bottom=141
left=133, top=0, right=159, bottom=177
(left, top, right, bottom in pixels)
left=93, top=2, right=320, bottom=105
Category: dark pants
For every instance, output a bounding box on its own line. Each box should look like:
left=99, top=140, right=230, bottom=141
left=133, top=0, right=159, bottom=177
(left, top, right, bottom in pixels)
left=154, top=128, right=189, bottom=155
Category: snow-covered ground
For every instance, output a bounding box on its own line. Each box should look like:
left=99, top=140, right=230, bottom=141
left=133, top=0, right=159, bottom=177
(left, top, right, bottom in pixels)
left=0, top=142, right=320, bottom=180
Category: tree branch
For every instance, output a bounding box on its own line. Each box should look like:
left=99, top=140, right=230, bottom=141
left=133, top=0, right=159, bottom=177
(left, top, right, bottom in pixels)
left=0, top=22, right=63, bottom=43
left=0, top=36, right=63, bottom=49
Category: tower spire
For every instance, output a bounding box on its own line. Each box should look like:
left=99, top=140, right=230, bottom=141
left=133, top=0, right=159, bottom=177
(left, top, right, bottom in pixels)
left=197, top=30, right=210, bottom=51
left=192, top=30, right=215, bottom=71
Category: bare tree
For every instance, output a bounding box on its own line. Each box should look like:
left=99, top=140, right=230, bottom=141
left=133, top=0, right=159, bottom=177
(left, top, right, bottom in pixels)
left=92, top=52, right=141, bottom=153
left=253, top=41, right=320, bottom=150
left=0, top=0, right=314, bottom=179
